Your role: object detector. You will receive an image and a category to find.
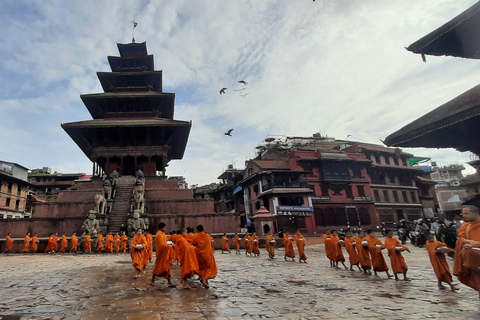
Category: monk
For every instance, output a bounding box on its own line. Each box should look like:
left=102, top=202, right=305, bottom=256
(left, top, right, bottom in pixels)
left=232, top=233, right=241, bottom=254
left=105, top=232, right=114, bottom=253
left=265, top=231, right=276, bottom=259
left=294, top=230, right=307, bottom=263
left=146, top=231, right=154, bottom=262
left=367, top=230, right=393, bottom=278
left=174, top=229, right=199, bottom=289
left=97, top=233, right=104, bottom=253
left=113, top=233, right=121, bottom=254
left=151, top=223, right=175, bottom=287
left=332, top=231, right=347, bottom=269
left=31, top=233, right=38, bottom=254
left=45, top=233, right=55, bottom=254
left=454, top=204, right=480, bottom=296
left=53, top=233, right=59, bottom=252
left=324, top=230, right=335, bottom=267
left=221, top=233, right=231, bottom=253
left=131, top=228, right=147, bottom=278
left=284, top=231, right=295, bottom=261
left=59, top=233, right=68, bottom=253
left=210, top=235, right=216, bottom=251
left=344, top=231, right=361, bottom=271
left=4, top=232, right=13, bottom=254
left=244, top=233, right=252, bottom=256
left=22, top=232, right=30, bottom=253
left=426, top=234, right=457, bottom=291
left=251, top=233, right=260, bottom=256
left=186, top=227, right=195, bottom=244
left=355, top=230, right=372, bottom=274
left=121, top=232, right=128, bottom=254
left=70, top=232, right=78, bottom=254
left=84, top=233, right=92, bottom=254
left=384, top=230, right=410, bottom=281
left=192, top=225, right=218, bottom=288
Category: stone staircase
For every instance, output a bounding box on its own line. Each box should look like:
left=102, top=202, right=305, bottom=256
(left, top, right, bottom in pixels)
left=108, top=175, right=136, bottom=233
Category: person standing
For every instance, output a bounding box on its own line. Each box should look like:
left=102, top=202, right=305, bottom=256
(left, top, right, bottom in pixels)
left=105, top=232, right=114, bottom=253
left=232, top=233, right=241, bottom=254
left=244, top=233, right=252, bottom=256
left=84, top=233, right=92, bottom=254
left=145, top=231, right=154, bottom=262
left=70, top=232, right=78, bottom=254
left=221, top=233, right=231, bottom=253
left=265, top=231, right=276, bottom=259
left=131, top=229, right=147, bottom=278
left=59, top=233, right=68, bottom=253
left=294, top=230, right=307, bottom=263
left=283, top=231, right=295, bottom=262
left=355, top=230, right=371, bottom=274
left=426, top=234, right=457, bottom=291
left=121, top=232, right=128, bottom=254
left=31, top=233, right=38, bottom=254
left=97, top=233, right=104, bottom=253
left=367, top=230, right=393, bottom=278
left=251, top=232, right=260, bottom=257
left=151, top=223, right=175, bottom=287
left=344, top=231, right=361, bottom=271
left=324, top=230, right=335, bottom=267
left=174, top=229, right=199, bottom=289
left=22, top=232, right=30, bottom=253
left=45, top=233, right=55, bottom=254
left=192, top=225, right=218, bottom=289
left=384, top=230, right=410, bottom=281
left=3, top=233, right=13, bottom=254
left=332, top=231, right=347, bottom=270
left=53, top=233, right=59, bottom=252
left=113, top=233, right=121, bottom=254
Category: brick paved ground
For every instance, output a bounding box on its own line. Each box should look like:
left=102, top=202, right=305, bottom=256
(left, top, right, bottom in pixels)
left=0, top=240, right=478, bottom=320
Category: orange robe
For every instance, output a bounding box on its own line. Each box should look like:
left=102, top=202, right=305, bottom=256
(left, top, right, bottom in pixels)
left=454, top=220, right=480, bottom=293
left=324, top=234, right=334, bottom=261
left=384, top=237, right=408, bottom=274
left=53, top=235, right=59, bottom=251
left=85, top=235, right=92, bottom=252
left=192, top=231, right=218, bottom=280
left=141, top=234, right=149, bottom=267
left=355, top=236, right=371, bottom=270
left=294, top=233, right=307, bottom=261
left=113, top=234, right=121, bottom=253
left=71, top=234, right=78, bottom=252
left=222, top=236, right=230, bottom=252
left=367, top=236, right=389, bottom=272
left=344, top=236, right=360, bottom=266
left=152, top=231, right=174, bottom=278
left=232, top=235, right=241, bottom=252
left=453, top=222, right=468, bottom=276
left=427, top=240, right=453, bottom=283
left=147, top=234, right=154, bottom=260
left=106, top=234, right=113, bottom=253
left=186, top=232, right=195, bottom=244
left=332, top=236, right=345, bottom=262
left=60, top=235, right=68, bottom=252
left=31, top=235, right=38, bottom=252
left=244, top=235, right=252, bottom=253
left=284, top=233, right=295, bottom=258
left=131, top=234, right=147, bottom=271
left=121, top=235, right=128, bottom=253
left=173, top=235, right=199, bottom=280
left=45, top=236, right=55, bottom=253
left=5, top=235, right=13, bottom=253
left=210, top=235, right=215, bottom=250
left=251, top=235, right=260, bottom=255
left=265, top=234, right=275, bottom=257
left=22, top=235, right=30, bottom=252
left=97, top=234, right=104, bottom=251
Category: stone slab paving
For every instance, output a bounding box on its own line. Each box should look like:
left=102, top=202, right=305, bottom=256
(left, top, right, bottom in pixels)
left=0, top=241, right=479, bottom=320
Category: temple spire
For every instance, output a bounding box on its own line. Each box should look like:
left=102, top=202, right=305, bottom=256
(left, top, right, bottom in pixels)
left=131, top=17, right=138, bottom=43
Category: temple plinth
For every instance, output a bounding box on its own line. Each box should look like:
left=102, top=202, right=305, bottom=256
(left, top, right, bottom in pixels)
left=62, top=42, right=191, bottom=177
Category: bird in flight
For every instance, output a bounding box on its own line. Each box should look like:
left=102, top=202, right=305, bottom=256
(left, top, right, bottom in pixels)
left=240, top=93, right=249, bottom=98
left=220, top=88, right=227, bottom=94
left=238, top=80, right=248, bottom=85
left=225, top=129, right=234, bottom=136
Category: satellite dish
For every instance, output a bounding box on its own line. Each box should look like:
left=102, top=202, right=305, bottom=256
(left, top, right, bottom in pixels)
left=265, top=138, right=275, bottom=142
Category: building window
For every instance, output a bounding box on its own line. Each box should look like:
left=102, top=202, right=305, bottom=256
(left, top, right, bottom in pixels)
left=385, top=156, right=390, bottom=165
left=8, top=183, right=12, bottom=194
left=253, top=185, right=259, bottom=195
left=393, top=157, right=399, bottom=166
left=15, top=200, right=20, bottom=210
left=393, top=191, right=399, bottom=203
left=383, top=190, right=390, bottom=202
left=410, top=191, right=417, bottom=203
left=352, top=166, right=362, bottom=178
left=17, top=186, right=22, bottom=196
left=255, top=202, right=261, bottom=210
left=373, top=190, right=380, bottom=201
left=5, top=198, right=11, bottom=207
left=402, top=191, right=408, bottom=203
left=346, top=185, right=354, bottom=199
left=357, top=186, right=365, bottom=197
left=375, top=155, right=381, bottom=164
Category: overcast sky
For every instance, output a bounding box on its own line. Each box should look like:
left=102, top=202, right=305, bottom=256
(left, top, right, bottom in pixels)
left=1, top=0, right=479, bottom=186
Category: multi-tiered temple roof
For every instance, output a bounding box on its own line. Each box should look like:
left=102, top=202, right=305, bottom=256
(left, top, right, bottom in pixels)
left=62, top=42, right=191, bottom=176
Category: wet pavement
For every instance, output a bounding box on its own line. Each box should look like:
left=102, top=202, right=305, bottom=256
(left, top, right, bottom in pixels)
left=0, top=241, right=479, bottom=320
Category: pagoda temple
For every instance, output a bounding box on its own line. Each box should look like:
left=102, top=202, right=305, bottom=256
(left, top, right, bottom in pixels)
left=62, top=41, right=191, bottom=177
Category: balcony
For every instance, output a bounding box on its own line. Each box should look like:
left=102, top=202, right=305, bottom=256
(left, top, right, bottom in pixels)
left=262, top=182, right=310, bottom=192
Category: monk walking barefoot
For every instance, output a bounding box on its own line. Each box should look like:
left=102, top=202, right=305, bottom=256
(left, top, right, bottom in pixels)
left=113, top=232, right=120, bottom=254
left=192, top=225, right=217, bottom=289
left=45, top=233, right=55, bottom=254
left=97, top=233, right=104, bottom=253
left=426, top=234, right=457, bottom=291
left=59, top=233, right=68, bottom=253
left=324, top=230, right=335, bottom=267
left=70, top=232, right=78, bottom=254
left=232, top=233, right=241, bottom=254
left=356, top=230, right=372, bottom=274
left=294, top=230, right=307, bottom=263
left=22, top=232, right=31, bottom=254
left=283, top=231, right=295, bottom=262
left=131, top=229, right=147, bottom=278
left=53, top=233, right=59, bottom=253
left=265, top=231, right=276, bottom=259
left=251, top=232, right=260, bottom=257
left=31, top=233, right=38, bottom=255
left=151, top=223, right=175, bottom=287
left=332, top=231, right=348, bottom=270
left=174, top=229, right=199, bottom=289
left=367, top=230, right=393, bottom=279
left=4, top=232, right=13, bottom=255
left=385, top=230, right=410, bottom=281
left=221, top=233, right=230, bottom=254
left=121, top=232, right=128, bottom=254
left=344, top=231, right=361, bottom=271
left=84, top=232, right=92, bottom=254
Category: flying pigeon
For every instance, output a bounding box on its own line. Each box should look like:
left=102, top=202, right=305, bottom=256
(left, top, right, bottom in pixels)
left=225, top=129, right=234, bottom=136
left=240, top=93, right=249, bottom=98
left=238, top=80, right=248, bottom=85
left=220, top=88, right=227, bottom=94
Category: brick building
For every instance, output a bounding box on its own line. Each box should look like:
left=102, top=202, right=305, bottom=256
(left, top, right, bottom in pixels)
left=0, top=161, right=30, bottom=218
